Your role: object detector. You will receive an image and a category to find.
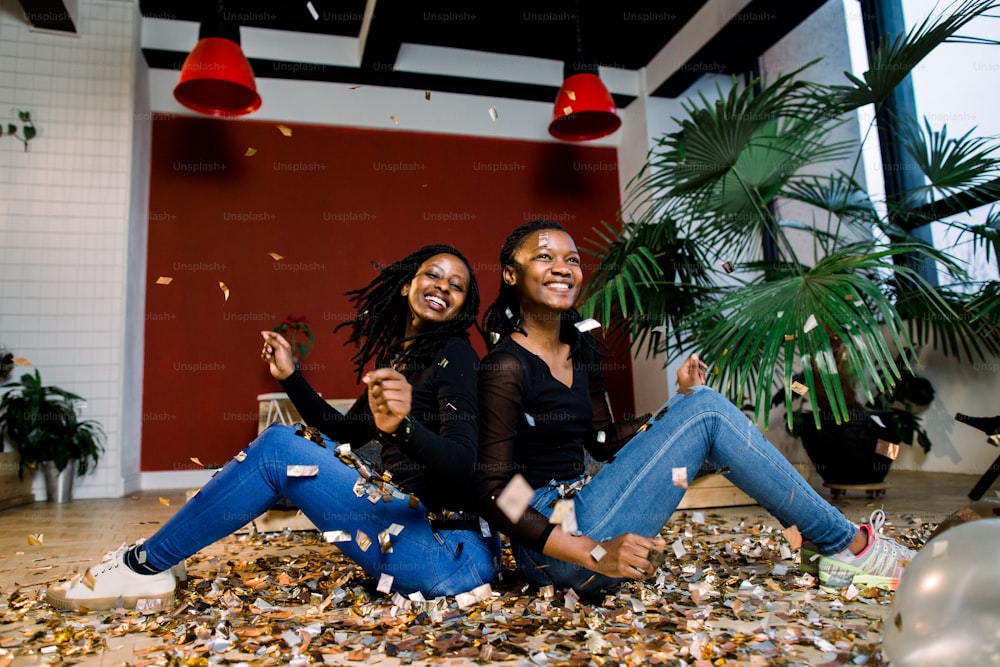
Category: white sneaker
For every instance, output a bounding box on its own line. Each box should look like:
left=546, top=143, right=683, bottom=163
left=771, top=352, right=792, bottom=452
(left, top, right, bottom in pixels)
left=817, top=509, right=917, bottom=592
left=46, top=541, right=176, bottom=612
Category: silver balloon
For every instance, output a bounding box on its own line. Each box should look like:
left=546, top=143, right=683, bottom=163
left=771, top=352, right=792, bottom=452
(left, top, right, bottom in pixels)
left=883, top=518, right=1000, bottom=666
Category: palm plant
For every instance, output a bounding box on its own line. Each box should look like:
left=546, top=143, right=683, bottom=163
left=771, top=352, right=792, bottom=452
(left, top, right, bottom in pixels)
left=580, top=0, right=1000, bottom=437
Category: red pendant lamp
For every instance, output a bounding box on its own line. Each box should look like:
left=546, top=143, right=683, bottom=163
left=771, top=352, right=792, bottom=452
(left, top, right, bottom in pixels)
left=548, top=4, right=620, bottom=141
left=174, top=6, right=261, bottom=117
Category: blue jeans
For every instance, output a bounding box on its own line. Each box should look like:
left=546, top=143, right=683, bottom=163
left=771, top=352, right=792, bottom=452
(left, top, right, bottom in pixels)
left=140, top=425, right=500, bottom=597
left=514, top=386, right=856, bottom=595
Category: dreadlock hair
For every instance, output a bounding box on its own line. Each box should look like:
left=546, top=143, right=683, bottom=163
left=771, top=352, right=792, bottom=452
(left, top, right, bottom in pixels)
left=481, top=219, right=601, bottom=360
left=336, top=244, right=480, bottom=382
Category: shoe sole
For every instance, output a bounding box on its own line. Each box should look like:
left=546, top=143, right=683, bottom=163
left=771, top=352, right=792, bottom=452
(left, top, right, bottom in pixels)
left=817, top=569, right=900, bottom=593
left=45, top=589, right=175, bottom=613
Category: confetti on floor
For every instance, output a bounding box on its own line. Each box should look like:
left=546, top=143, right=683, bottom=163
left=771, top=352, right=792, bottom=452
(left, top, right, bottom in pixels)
left=0, top=511, right=935, bottom=666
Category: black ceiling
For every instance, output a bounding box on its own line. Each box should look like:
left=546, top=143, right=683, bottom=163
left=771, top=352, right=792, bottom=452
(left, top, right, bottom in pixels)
left=19, top=0, right=830, bottom=104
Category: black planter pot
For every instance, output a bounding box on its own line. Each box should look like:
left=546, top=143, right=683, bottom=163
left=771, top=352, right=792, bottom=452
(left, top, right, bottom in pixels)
left=800, top=409, right=899, bottom=485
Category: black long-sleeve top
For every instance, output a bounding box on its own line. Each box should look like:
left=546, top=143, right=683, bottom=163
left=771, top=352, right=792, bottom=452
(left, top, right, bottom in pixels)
left=278, top=336, right=479, bottom=513
left=476, top=335, right=650, bottom=551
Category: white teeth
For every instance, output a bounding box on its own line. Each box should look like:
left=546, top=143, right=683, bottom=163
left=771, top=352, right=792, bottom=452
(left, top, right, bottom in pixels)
left=547, top=283, right=570, bottom=291
left=426, top=296, right=446, bottom=307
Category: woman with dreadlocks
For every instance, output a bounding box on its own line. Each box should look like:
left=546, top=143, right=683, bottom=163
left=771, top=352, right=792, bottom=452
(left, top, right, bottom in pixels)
left=48, top=245, right=499, bottom=612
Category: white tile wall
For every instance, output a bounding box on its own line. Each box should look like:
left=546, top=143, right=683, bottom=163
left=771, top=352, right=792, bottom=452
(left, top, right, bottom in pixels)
left=0, top=0, right=139, bottom=499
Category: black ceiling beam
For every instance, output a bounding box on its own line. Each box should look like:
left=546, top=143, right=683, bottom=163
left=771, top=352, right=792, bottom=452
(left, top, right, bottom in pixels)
left=142, top=48, right=638, bottom=108
left=652, top=0, right=826, bottom=98
left=16, top=0, right=77, bottom=32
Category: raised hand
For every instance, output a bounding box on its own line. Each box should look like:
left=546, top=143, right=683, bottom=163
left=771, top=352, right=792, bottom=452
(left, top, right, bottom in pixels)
left=677, top=352, right=707, bottom=395
left=363, top=368, right=412, bottom=435
left=260, top=331, right=297, bottom=381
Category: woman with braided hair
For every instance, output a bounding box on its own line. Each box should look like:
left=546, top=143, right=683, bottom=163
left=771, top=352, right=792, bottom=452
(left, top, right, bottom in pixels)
left=48, top=245, right=499, bottom=611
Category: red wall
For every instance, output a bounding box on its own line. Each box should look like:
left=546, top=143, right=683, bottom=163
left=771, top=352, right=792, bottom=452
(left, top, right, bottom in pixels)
left=143, top=115, right=633, bottom=471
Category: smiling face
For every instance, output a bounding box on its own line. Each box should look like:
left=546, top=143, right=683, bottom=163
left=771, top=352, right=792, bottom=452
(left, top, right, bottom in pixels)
left=401, top=253, right=470, bottom=333
left=504, top=229, right=583, bottom=317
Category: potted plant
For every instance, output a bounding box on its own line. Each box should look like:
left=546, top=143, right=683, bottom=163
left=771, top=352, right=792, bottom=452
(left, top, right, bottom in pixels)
left=580, top=0, right=1000, bottom=481
left=0, top=370, right=106, bottom=502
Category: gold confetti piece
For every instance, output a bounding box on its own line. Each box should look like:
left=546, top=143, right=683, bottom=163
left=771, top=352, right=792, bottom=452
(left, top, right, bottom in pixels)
left=784, top=333, right=795, bottom=341
left=235, top=450, right=247, bottom=462
left=590, top=544, right=607, bottom=562
left=562, top=105, right=573, bottom=115
left=647, top=547, right=667, bottom=571
left=722, top=260, right=735, bottom=273
left=574, top=318, right=601, bottom=333
left=377, top=530, right=392, bottom=553
left=424, top=90, right=431, bottom=101
left=13, top=356, right=31, bottom=366
left=356, top=530, right=372, bottom=551
left=190, top=457, right=203, bottom=466
left=488, top=105, right=498, bottom=121
left=791, top=380, right=809, bottom=396
left=566, top=90, right=576, bottom=101
left=496, top=473, right=534, bottom=523
left=376, top=572, right=393, bottom=593
left=245, top=147, right=257, bottom=157
left=803, top=314, right=818, bottom=333
left=219, top=281, right=230, bottom=301
left=672, top=467, right=688, bottom=489
left=876, top=439, right=900, bottom=460
left=286, top=465, right=319, bottom=477
left=276, top=125, right=293, bottom=137
left=27, top=534, right=43, bottom=546
left=845, top=293, right=854, bottom=301
left=387, top=523, right=404, bottom=535
left=388, top=114, right=398, bottom=125
left=155, top=276, right=173, bottom=285
left=158, top=497, right=170, bottom=506
left=783, top=524, right=802, bottom=550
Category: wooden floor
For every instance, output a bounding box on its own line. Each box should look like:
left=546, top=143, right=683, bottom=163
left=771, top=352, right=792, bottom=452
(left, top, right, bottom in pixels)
left=0, top=470, right=996, bottom=666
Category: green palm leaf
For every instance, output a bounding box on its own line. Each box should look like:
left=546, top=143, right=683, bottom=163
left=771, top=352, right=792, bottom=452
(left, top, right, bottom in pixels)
left=830, top=0, right=1000, bottom=112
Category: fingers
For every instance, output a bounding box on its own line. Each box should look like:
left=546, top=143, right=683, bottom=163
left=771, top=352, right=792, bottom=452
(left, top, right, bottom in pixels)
left=364, top=369, right=412, bottom=419
left=605, top=534, right=665, bottom=579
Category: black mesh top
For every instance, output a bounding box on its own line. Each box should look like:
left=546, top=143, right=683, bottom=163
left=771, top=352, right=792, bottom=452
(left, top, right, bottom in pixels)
left=278, top=336, right=479, bottom=513
left=476, top=335, right=650, bottom=551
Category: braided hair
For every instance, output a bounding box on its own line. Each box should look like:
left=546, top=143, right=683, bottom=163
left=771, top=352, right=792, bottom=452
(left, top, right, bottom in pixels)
left=337, top=244, right=480, bottom=382
left=481, top=219, right=597, bottom=358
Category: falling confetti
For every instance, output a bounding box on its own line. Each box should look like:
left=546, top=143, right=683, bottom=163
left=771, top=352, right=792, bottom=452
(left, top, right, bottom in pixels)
left=190, top=457, right=203, bottom=466
left=424, top=90, right=431, bottom=101
left=876, top=439, right=900, bottom=460
left=574, top=318, right=601, bottom=333
left=488, top=105, right=498, bottom=121
left=306, top=1, right=319, bottom=20
left=12, top=356, right=30, bottom=366
left=589, top=544, right=607, bottom=561
left=803, top=313, right=819, bottom=333
left=286, top=465, right=319, bottom=477
left=495, top=473, right=534, bottom=523
left=27, top=534, right=43, bottom=546
left=159, top=497, right=170, bottom=506
left=155, top=276, right=173, bottom=285
left=783, top=524, right=803, bottom=550
left=376, top=572, right=393, bottom=593
left=276, top=125, right=293, bottom=137
left=672, top=467, right=688, bottom=489
left=388, top=114, right=398, bottom=125
left=245, top=147, right=257, bottom=157
left=722, top=260, right=735, bottom=273
left=219, top=281, right=230, bottom=301
left=791, top=380, right=809, bottom=396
